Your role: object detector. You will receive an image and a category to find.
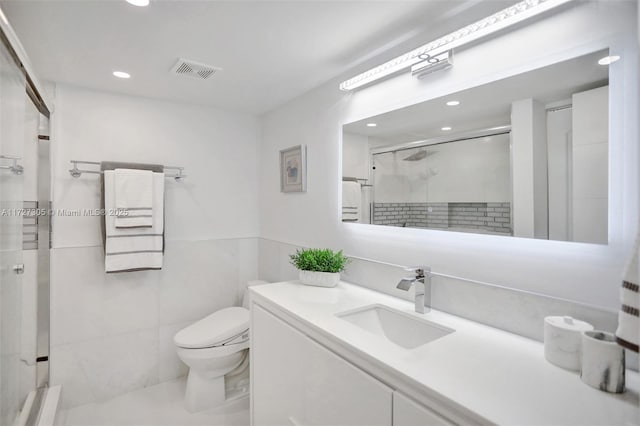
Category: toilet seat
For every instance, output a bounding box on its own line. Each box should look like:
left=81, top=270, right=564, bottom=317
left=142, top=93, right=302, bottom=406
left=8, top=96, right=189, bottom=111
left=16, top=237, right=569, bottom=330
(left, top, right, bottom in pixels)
left=174, top=307, right=249, bottom=349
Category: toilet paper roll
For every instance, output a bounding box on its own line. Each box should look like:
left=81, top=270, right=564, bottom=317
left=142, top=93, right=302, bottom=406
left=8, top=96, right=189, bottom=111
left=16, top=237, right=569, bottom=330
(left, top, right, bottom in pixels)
left=581, top=330, right=625, bottom=393
left=544, top=316, right=594, bottom=371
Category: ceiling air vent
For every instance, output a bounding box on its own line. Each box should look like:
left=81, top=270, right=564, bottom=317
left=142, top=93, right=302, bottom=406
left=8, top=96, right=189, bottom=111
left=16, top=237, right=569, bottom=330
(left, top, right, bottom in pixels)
left=170, top=58, right=221, bottom=80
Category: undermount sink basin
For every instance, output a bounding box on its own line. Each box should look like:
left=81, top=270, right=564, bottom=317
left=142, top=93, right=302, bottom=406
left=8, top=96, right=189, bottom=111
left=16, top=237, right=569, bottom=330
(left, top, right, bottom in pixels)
left=336, top=304, right=454, bottom=349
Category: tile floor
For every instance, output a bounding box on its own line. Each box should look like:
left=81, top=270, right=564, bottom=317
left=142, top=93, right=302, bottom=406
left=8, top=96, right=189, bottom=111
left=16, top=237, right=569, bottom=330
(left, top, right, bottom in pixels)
left=56, top=377, right=249, bottom=426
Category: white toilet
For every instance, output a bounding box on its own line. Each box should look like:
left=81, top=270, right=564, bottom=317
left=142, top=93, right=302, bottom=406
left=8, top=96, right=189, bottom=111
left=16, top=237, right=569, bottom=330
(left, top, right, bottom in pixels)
left=174, top=280, right=267, bottom=412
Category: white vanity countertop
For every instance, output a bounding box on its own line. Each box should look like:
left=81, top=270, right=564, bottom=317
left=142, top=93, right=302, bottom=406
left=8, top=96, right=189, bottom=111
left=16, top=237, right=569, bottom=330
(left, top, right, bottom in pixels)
left=250, top=281, right=640, bottom=426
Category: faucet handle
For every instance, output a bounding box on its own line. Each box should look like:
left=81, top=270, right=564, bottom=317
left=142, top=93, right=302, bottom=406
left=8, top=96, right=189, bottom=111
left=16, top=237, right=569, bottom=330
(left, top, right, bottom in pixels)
left=404, top=266, right=430, bottom=277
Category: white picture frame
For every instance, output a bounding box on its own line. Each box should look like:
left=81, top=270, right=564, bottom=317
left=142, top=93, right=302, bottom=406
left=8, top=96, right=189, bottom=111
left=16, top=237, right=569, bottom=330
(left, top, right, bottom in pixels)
left=280, top=145, right=307, bottom=193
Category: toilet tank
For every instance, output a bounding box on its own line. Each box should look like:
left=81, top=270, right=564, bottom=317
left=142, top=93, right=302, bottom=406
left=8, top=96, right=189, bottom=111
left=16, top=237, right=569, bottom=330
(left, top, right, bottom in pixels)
left=243, top=280, right=269, bottom=309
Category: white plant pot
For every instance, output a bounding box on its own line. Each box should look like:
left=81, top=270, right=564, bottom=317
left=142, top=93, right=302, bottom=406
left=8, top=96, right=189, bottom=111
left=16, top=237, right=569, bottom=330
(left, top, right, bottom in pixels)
left=299, top=270, right=340, bottom=288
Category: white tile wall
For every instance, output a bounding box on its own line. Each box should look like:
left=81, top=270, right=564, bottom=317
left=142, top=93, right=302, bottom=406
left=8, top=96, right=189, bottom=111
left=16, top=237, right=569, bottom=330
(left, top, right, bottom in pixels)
left=72, top=329, right=159, bottom=401
left=257, top=238, right=299, bottom=284
left=158, top=240, right=239, bottom=326
left=51, top=248, right=158, bottom=346
left=50, top=344, right=97, bottom=408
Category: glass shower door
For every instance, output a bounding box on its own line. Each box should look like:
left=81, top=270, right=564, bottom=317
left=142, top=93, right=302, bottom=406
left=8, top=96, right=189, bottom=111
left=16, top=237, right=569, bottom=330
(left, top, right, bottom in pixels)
left=0, top=33, right=26, bottom=426
left=371, top=147, right=431, bottom=228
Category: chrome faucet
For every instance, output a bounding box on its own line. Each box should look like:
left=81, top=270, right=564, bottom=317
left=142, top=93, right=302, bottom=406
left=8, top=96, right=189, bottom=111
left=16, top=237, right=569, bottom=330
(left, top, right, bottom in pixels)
left=396, top=266, right=431, bottom=314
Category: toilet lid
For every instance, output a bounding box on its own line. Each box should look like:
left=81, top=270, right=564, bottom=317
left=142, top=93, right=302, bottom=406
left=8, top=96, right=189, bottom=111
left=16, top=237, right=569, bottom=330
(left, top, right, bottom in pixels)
left=174, top=307, right=249, bottom=349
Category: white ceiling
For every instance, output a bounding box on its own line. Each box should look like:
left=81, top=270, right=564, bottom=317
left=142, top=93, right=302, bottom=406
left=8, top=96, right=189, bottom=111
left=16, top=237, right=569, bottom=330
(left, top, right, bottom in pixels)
left=0, top=0, right=513, bottom=115
left=344, top=49, right=609, bottom=145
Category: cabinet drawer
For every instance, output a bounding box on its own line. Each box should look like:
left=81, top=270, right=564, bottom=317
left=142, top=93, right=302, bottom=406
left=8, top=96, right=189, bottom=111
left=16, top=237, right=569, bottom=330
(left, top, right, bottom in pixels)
left=252, top=304, right=393, bottom=426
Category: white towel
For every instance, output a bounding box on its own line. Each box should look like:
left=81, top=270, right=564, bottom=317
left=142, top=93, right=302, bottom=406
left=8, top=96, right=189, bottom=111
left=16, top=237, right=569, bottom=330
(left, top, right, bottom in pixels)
left=616, top=232, right=640, bottom=352
left=105, top=171, right=165, bottom=272
left=342, top=181, right=361, bottom=222
left=114, top=168, right=154, bottom=228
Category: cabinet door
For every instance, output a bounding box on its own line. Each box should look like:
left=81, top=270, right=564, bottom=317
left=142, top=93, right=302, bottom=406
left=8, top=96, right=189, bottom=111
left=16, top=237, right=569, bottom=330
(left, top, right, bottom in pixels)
left=393, top=392, right=454, bottom=426
left=252, top=304, right=392, bottom=426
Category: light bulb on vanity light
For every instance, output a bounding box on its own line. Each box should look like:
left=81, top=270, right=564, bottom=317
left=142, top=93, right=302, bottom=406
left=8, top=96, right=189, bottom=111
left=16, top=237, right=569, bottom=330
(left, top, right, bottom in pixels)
left=126, top=0, right=150, bottom=6
left=112, top=71, right=131, bottom=79
left=598, top=55, right=620, bottom=65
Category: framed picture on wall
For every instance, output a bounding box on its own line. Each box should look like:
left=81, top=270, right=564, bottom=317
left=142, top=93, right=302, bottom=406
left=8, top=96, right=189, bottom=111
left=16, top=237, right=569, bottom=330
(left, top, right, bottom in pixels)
left=280, top=144, right=307, bottom=193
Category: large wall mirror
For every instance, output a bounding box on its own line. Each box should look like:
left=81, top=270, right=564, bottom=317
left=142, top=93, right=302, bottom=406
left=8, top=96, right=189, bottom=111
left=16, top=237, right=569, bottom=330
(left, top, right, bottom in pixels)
left=342, top=49, right=610, bottom=244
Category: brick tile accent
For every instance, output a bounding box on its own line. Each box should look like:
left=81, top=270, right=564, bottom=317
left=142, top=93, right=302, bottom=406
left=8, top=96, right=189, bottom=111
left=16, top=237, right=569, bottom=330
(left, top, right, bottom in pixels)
left=372, top=202, right=512, bottom=235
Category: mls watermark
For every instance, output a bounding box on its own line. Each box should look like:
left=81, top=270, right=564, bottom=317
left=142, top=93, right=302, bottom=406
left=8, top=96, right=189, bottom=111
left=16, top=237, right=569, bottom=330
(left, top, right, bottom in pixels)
left=0, top=208, right=129, bottom=217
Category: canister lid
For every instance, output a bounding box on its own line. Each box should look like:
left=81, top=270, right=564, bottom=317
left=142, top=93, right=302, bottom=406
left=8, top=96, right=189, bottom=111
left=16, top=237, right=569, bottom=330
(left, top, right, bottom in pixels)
left=545, top=316, right=594, bottom=332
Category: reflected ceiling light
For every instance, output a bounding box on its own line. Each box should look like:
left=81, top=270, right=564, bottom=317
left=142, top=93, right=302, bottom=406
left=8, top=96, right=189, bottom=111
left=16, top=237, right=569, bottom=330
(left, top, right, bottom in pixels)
left=446, top=100, right=460, bottom=106
left=112, top=71, right=131, bottom=79
left=598, top=55, right=620, bottom=65
left=366, top=123, right=377, bottom=127
left=126, top=0, right=150, bottom=6
left=339, top=0, right=574, bottom=91
left=441, top=126, right=452, bottom=131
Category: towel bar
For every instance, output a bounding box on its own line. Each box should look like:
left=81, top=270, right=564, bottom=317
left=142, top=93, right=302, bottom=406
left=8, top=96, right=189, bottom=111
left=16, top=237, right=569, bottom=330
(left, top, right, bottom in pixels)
left=69, top=160, right=186, bottom=182
left=342, top=176, right=372, bottom=187
left=0, top=155, right=24, bottom=175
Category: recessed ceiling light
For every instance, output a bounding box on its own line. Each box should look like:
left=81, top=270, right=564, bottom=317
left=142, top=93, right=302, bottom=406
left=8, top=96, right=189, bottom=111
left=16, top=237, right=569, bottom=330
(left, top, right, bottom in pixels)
left=366, top=123, right=377, bottom=127
left=441, top=126, right=452, bottom=131
left=126, top=0, right=149, bottom=6
left=446, top=100, right=460, bottom=106
left=113, top=71, right=131, bottom=79
left=598, top=55, right=620, bottom=66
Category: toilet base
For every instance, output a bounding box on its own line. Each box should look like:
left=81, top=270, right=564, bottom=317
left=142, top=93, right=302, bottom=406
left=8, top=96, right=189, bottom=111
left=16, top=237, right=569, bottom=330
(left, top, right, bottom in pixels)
left=184, top=369, right=226, bottom=413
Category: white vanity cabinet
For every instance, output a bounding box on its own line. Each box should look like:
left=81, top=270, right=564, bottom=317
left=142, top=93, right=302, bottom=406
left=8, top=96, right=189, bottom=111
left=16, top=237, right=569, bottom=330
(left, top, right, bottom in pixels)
left=393, top=392, right=455, bottom=426
left=251, top=303, right=461, bottom=426
left=251, top=304, right=393, bottom=426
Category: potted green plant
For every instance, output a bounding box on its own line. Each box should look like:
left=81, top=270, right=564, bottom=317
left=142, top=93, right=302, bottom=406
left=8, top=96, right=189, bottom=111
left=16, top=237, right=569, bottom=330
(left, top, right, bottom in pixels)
left=289, top=248, right=349, bottom=288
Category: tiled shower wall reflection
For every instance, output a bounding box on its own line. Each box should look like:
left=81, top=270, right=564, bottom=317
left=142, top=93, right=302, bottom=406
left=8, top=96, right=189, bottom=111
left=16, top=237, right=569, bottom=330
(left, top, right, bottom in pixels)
left=372, top=202, right=512, bottom=234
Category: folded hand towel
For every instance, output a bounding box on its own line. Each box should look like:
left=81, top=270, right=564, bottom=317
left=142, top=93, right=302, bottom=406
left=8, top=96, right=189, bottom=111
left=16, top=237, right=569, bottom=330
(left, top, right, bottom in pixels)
left=100, top=161, right=163, bottom=253
left=114, top=168, right=154, bottom=228
left=342, top=181, right=361, bottom=222
left=616, top=233, right=640, bottom=352
left=105, top=170, right=165, bottom=272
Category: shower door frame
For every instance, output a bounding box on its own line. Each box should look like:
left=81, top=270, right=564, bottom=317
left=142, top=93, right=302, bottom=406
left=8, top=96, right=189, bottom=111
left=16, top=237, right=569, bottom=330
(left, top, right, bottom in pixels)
left=0, top=7, right=53, bottom=426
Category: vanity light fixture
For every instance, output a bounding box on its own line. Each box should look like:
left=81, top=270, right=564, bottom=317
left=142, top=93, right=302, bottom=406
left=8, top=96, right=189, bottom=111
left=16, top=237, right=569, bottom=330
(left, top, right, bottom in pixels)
left=339, top=0, right=574, bottom=91
left=441, top=126, right=452, bottom=131
left=446, top=100, right=461, bottom=106
left=126, top=0, right=150, bottom=6
left=112, top=71, right=131, bottom=79
left=598, top=55, right=620, bottom=65
left=411, top=50, right=453, bottom=79
left=366, top=123, right=377, bottom=127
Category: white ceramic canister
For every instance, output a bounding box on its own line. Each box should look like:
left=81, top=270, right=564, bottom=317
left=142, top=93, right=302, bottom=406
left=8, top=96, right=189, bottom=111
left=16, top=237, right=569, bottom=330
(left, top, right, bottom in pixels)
left=544, top=316, right=594, bottom=371
left=581, top=330, right=625, bottom=393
